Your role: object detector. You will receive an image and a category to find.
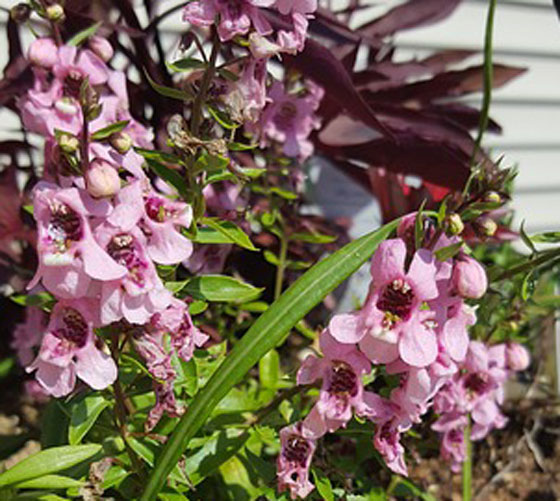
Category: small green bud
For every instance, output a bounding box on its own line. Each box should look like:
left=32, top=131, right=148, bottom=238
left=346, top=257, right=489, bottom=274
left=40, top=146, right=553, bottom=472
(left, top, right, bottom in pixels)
left=46, top=4, right=65, bottom=22
left=484, top=191, right=501, bottom=204
left=109, top=131, right=133, bottom=154
left=58, top=133, right=79, bottom=154
left=446, top=213, right=464, bottom=235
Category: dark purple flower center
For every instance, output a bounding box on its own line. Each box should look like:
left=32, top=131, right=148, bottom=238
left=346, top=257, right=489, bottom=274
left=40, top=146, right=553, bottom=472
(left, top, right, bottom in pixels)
left=284, top=435, right=311, bottom=466
left=377, top=279, right=415, bottom=320
left=64, top=69, right=85, bottom=99
left=328, top=361, right=358, bottom=396
left=107, top=233, right=147, bottom=285
left=273, top=101, right=298, bottom=131
left=464, top=372, right=490, bottom=395
left=217, top=0, right=246, bottom=18
left=49, top=203, right=82, bottom=245
left=448, top=429, right=464, bottom=444
left=55, top=308, right=88, bottom=348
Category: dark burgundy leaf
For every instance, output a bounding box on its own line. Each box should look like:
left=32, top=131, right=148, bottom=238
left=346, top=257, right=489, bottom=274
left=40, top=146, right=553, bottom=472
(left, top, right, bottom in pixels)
left=359, top=0, right=462, bottom=38
left=423, top=103, right=502, bottom=133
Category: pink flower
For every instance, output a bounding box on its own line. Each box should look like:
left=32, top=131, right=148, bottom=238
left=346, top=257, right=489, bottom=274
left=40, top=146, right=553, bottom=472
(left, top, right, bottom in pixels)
left=505, top=342, right=530, bottom=371
left=150, top=300, right=209, bottom=363
left=95, top=224, right=172, bottom=325
left=11, top=307, right=48, bottom=367
left=224, top=58, right=268, bottom=123
left=27, top=299, right=117, bottom=397
left=330, top=238, right=439, bottom=368
left=183, top=0, right=274, bottom=41
left=146, top=382, right=184, bottom=432
left=88, top=36, right=114, bottom=62
left=28, top=38, right=58, bottom=68
left=85, top=158, right=121, bottom=198
left=28, top=182, right=126, bottom=298
left=258, top=81, right=323, bottom=159
left=374, top=419, right=408, bottom=476
left=432, top=413, right=467, bottom=471
left=451, top=254, right=488, bottom=299
left=108, top=180, right=193, bottom=265
left=277, top=421, right=316, bottom=499
left=274, top=0, right=317, bottom=15
left=297, top=330, right=372, bottom=432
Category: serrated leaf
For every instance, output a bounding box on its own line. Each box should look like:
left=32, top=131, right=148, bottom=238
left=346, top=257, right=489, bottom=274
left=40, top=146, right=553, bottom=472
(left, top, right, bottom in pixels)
left=0, top=444, right=101, bottom=487
left=90, top=120, right=129, bottom=141
left=140, top=219, right=399, bottom=500
left=144, top=69, right=193, bottom=101
left=312, top=469, right=334, bottom=501
left=67, top=22, right=102, bottom=47
left=200, top=217, right=256, bottom=251
left=68, top=395, right=110, bottom=445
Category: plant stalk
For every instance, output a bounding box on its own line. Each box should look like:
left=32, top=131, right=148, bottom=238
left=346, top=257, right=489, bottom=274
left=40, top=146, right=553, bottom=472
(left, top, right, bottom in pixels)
left=462, top=415, right=472, bottom=501
left=275, top=233, right=289, bottom=300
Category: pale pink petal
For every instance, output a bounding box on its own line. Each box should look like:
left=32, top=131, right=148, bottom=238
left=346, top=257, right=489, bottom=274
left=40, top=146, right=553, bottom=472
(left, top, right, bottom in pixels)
left=370, top=239, right=406, bottom=287
left=359, top=334, right=399, bottom=364
left=328, top=312, right=364, bottom=344
left=407, top=249, right=438, bottom=300
left=76, top=344, right=117, bottom=390
left=399, top=326, right=438, bottom=367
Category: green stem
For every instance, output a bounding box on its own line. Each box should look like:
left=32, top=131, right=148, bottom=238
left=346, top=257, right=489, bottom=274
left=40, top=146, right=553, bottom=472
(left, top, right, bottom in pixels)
left=275, top=233, right=289, bottom=300
left=462, top=415, right=472, bottom=501
left=470, top=0, right=497, bottom=167
left=190, top=32, right=219, bottom=137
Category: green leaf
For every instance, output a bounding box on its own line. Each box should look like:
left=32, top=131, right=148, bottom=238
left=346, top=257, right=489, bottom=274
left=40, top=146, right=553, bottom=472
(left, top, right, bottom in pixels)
left=519, top=221, right=537, bottom=254
left=67, top=22, right=102, bottom=47
left=415, top=200, right=427, bottom=250
left=90, top=120, right=130, bottom=141
left=521, top=270, right=535, bottom=301
left=177, top=275, right=263, bottom=303
left=0, top=444, right=102, bottom=487
left=290, top=232, right=337, bottom=244
left=11, top=292, right=55, bottom=309
left=188, top=301, right=208, bottom=316
left=530, top=231, right=560, bottom=244
left=68, top=394, right=111, bottom=445
left=259, top=349, right=280, bottom=389
left=145, top=159, right=189, bottom=200
left=144, top=69, right=193, bottom=102
left=166, top=58, right=206, bottom=72
left=434, top=241, right=463, bottom=262
left=0, top=358, right=14, bottom=379
left=312, top=469, right=334, bottom=501
left=227, top=142, right=258, bottom=152
left=270, top=187, right=297, bottom=200
left=139, top=219, right=399, bottom=501
left=206, top=106, right=239, bottom=130
left=13, top=475, right=84, bottom=490
left=200, top=217, right=257, bottom=251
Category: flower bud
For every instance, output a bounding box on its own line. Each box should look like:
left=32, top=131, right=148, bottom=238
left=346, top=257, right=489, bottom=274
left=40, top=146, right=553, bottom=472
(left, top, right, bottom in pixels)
left=46, top=3, right=65, bottom=22
left=452, top=255, right=487, bottom=299
left=88, top=36, right=114, bottom=62
left=28, top=38, right=58, bottom=68
left=505, top=342, right=530, bottom=371
left=474, top=216, right=497, bottom=237
left=10, top=3, right=31, bottom=24
left=484, top=191, right=501, bottom=204
left=55, top=97, right=79, bottom=116
left=110, top=131, right=133, bottom=154
left=85, top=159, right=121, bottom=198
left=446, top=213, right=464, bottom=236
left=57, top=132, right=79, bottom=154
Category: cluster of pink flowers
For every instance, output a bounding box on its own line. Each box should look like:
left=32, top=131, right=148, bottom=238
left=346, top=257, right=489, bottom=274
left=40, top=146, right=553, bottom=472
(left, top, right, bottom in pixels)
left=12, top=38, right=208, bottom=425
left=277, top=216, right=529, bottom=499
left=185, top=0, right=323, bottom=161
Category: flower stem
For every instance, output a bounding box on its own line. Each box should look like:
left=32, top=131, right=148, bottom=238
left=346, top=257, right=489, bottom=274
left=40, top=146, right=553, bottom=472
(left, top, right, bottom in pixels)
left=275, top=232, right=289, bottom=300
left=462, top=415, right=472, bottom=501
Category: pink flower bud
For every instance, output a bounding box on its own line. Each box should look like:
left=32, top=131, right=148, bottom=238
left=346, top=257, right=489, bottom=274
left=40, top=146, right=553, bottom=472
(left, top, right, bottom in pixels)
left=89, top=36, right=114, bottom=62
left=85, top=159, right=121, bottom=198
left=452, top=255, right=487, bottom=299
left=28, top=38, right=58, bottom=68
left=506, top=342, right=530, bottom=371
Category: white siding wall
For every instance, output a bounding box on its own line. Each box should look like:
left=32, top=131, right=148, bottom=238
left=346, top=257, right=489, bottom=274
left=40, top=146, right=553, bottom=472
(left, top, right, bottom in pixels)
left=0, top=0, right=559, bottom=233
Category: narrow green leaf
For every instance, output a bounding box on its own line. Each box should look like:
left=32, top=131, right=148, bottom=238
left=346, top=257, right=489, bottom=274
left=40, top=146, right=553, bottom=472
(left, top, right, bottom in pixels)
left=415, top=200, right=427, bottom=250
left=67, top=22, right=102, bottom=47
left=206, top=106, right=239, bottom=130
left=144, top=70, right=193, bottom=101
left=312, top=469, right=334, bottom=501
left=68, top=395, right=110, bottom=445
left=144, top=159, right=189, bottom=201
left=0, top=358, right=15, bottom=379
left=434, top=242, right=463, bottom=262
left=14, top=475, right=84, bottom=490
left=290, top=232, right=337, bottom=244
left=0, top=444, right=101, bottom=487
left=227, top=142, right=258, bottom=152
left=90, top=120, right=130, bottom=141
left=139, top=220, right=399, bottom=501
left=200, top=217, right=257, bottom=251
left=11, top=292, right=55, bottom=308
left=188, top=301, right=208, bottom=316
left=166, top=58, right=206, bottom=72
left=179, top=275, right=263, bottom=303
left=259, top=349, right=280, bottom=389
left=530, top=231, right=560, bottom=244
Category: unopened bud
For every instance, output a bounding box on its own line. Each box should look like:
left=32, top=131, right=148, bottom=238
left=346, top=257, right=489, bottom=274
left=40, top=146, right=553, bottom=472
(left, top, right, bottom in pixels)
left=85, top=159, right=121, bottom=198
left=10, top=3, right=31, bottom=23
left=89, top=36, right=114, bottom=62
left=505, top=342, right=530, bottom=371
left=475, top=216, right=497, bottom=237
left=446, top=213, right=464, bottom=236
left=452, top=254, right=488, bottom=299
left=484, top=191, right=501, bottom=204
left=58, top=133, right=79, bottom=154
left=46, top=4, right=65, bottom=22
left=28, top=38, right=58, bottom=68
left=110, top=131, right=133, bottom=154
left=55, top=97, right=79, bottom=116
